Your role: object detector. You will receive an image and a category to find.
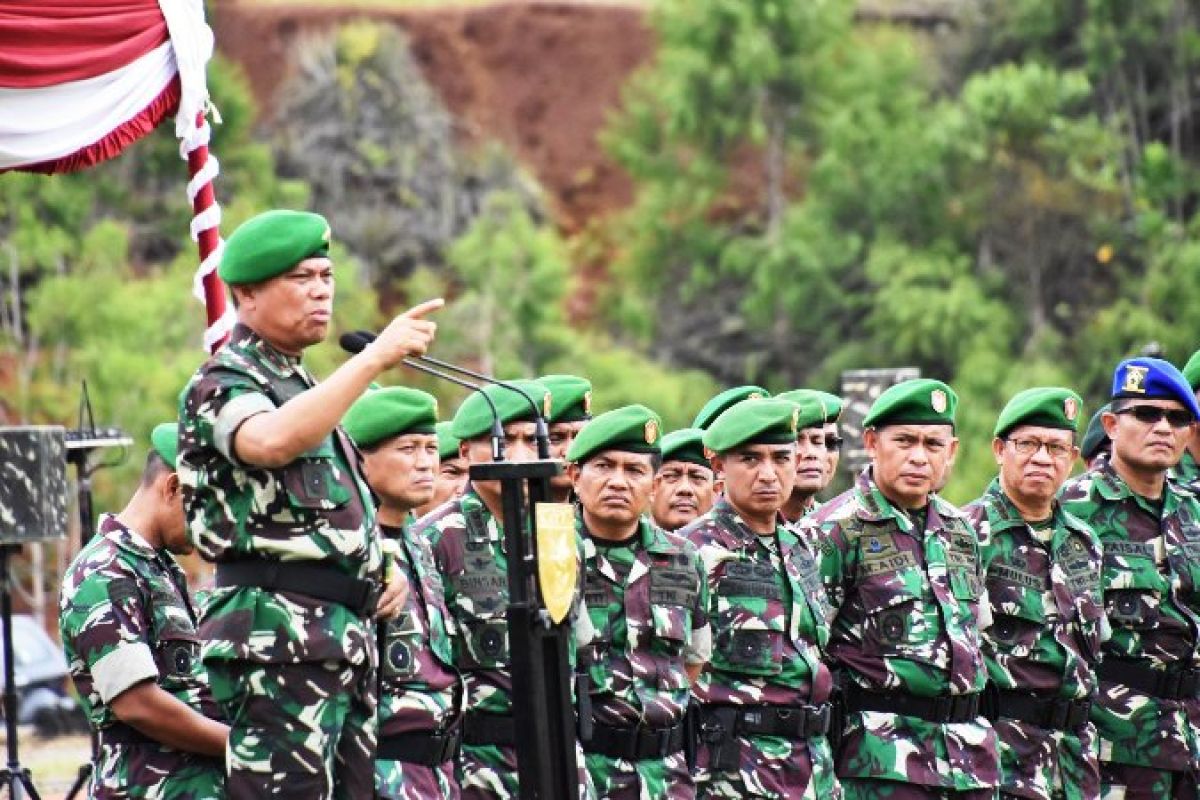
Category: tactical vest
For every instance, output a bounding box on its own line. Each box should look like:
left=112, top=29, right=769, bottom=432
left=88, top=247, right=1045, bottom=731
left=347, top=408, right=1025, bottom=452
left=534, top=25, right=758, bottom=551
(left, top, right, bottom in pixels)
left=449, top=503, right=511, bottom=670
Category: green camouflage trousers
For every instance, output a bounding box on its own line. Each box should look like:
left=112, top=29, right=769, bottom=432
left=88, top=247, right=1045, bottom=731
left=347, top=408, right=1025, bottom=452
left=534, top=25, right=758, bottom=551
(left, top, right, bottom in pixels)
left=207, top=660, right=376, bottom=799
left=1099, top=763, right=1199, bottom=800
left=584, top=751, right=694, bottom=799
left=93, top=743, right=224, bottom=800
left=695, top=734, right=840, bottom=800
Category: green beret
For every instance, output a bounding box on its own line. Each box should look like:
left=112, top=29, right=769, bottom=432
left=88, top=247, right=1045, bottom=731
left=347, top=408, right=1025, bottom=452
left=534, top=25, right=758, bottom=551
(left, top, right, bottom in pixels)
left=538, top=374, right=593, bottom=423
left=1184, top=350, right=1200, bottom=393
left=863, top=379, right=958, bottom=428
left=150, top=423, right=178, bottom=470
left=451, top=379, right=549, bottom=440
left=343, top=387, right=438, bottom=449
left=435, top=421, right=462, bottom=461
left=993, top=387, right=1083, bottom=438
left=776, top=390, right=832, bottom=430
left=659, top=428, right=709, bottom=469
left=1080, top=403, right=1111, bottom=461
left=219, top=209, right=332, bottom=285
left=692, top=385, right=771, bottom=430
left=703, top=399, right=799, bottom=453
left=566, top=404, right=662, bottom=463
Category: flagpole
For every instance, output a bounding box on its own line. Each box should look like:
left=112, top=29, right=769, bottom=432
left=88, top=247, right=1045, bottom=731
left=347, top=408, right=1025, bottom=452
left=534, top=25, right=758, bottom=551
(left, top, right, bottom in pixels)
left=183, top=109, right=233, bottom=353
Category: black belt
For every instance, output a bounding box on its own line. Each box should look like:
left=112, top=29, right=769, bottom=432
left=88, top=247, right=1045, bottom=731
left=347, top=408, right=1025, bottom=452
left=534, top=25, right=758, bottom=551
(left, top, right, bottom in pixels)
left=462, top=712, right=514, bottom=747
left=584, top=720, right=686, bottom=760
left=377, top=728, right=462, bottom=766
left=700, top=703, right=831, bottom=741
left=215, top=560, right=380, bottom=617
left=1098, top=660, right=1200, bottom=700
left=993, top=690, right=1091, bottom=730
left=843, top=686, right=981, bottom=724
left=100, top=722, right=157, bottom=747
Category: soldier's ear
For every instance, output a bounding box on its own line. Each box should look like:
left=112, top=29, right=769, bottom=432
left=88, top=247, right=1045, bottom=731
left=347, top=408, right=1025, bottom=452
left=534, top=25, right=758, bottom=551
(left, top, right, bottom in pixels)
left=162, top=471, right=181, bottom=501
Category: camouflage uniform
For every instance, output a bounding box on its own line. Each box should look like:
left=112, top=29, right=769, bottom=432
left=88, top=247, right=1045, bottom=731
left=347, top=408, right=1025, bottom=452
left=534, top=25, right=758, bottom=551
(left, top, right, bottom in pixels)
left=805, top=470, right=999, bottom=800
left=60, top=514, right=224, bottom=799
left=178, top=323, right=382, bottom=799
left=376, top=522, right=465, bottom=799
left=578, top=515, right=710, bottom=799
left=1060, top=461, right=1200, bottom=800
left=413, top=488, right=594, bottom=799
left=1169, top=451, right=1200, bottom=493
left=962, top=479, right=1108, bottom=800
left=681, top=498, right=842, bottom=800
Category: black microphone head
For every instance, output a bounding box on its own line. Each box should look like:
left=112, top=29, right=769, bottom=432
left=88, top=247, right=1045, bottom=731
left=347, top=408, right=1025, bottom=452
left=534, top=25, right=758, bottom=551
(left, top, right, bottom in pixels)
left=339, top=331, right=373, bottom=355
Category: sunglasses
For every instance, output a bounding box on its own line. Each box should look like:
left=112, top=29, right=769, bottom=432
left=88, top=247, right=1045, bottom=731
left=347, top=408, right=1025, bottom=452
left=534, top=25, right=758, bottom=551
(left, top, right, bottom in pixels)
left=824, top=435, right=844, bottom=451
left=1115, top=405, right=1196, bottom=428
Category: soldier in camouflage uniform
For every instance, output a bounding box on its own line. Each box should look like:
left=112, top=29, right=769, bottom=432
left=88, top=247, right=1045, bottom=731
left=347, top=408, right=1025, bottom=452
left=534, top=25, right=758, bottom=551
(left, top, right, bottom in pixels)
left=60, top=424, right=227, bottom=800
left=343, top=388, right=465, bottom=799
left=415, top=422, right=469, bottom=520
left=413, top=381, right=594, bottom=799
left=177, top=210, right=439, bottom=798
left=540, top=374, right=594, bottom=503
left=802, top=378, right=999, bottom=800
left=1080, top=405, right=1112, bottom=472
left=961, top=388, right=1109, bottom=800
left=567, top=405, right=711, bottom=799
left=776, top=394, right=833, bottom=527
left=680, top=399, right=841, bottom=800
left=651, top=429, right=715, bottom=532
left=1060, top=358, right=1200, bottom=800
left=1169, top=352, right=1200, bottom=491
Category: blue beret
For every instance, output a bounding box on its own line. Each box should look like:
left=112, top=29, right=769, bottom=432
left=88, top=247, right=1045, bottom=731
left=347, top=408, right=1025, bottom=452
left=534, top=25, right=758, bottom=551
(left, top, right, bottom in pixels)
left=1112, top=357, right=1200, bottom=420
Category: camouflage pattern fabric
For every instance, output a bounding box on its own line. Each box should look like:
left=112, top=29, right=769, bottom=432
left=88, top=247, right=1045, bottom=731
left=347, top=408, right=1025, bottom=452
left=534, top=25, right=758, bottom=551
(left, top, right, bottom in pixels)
left=177, top=322, right=381, bottom=666
left=803, top=470, right=999, bottom=795
left=579, top=515, right=709, bottom=799
left=1170, top=450, right=1200, bottom=493
left=59, top=514, right=224, bottom=799
left=414, top=488, right=594, bottom=799
left=1060, top=461, right=1200, bottom=781
left=376, top=522, right=464, bottom=800
left=206, top=659, right=376, bottom=799
left=962, top=478, right=1108, bottom=800
left=177, top=323, right=384, bottom=797
left=680, top=498, right=841, bottom=800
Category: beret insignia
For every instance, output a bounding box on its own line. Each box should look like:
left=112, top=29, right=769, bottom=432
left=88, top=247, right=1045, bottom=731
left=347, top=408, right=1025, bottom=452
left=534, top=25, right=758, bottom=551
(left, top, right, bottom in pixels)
left=931, top=389, right=948, bottom=414
left=1063, top=396, right=1078, bottom=421
left=583, top=391, right=593, bottom=415
left=791, top=407, right=800, bottom=434
left=749, top=392, right=764, bottom=401
left=1122, top=365, right=1149, bottom=394
left=543, top=391, right=553, bottom=419
left=644, top=419, right=659, bottom=444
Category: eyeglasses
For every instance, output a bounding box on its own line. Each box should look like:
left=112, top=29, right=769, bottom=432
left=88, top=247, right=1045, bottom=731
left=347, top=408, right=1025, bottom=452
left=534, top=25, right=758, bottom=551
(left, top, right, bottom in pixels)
left=1006, top=437, right=1075, bottom=459
left=824, top=436, right=844, bottom=452
left=1115, top=405, right=1196, bottom=428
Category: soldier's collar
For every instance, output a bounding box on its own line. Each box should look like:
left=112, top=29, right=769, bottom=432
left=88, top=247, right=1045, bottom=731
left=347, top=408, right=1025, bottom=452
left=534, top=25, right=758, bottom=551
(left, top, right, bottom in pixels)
left=853, top=469, right=914, bottom=532
left=231, top=323, right=303, bottom=376
left=982, top=478, right=1038, bottom=531
left=713, top=497, right=782, bottom=541
left=99, top=513, right=159, bottom=560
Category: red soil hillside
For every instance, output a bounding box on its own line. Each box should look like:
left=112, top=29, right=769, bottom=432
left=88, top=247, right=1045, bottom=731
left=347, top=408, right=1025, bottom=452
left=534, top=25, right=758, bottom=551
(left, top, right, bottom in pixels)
left=212, top=1, right=656, bottom=232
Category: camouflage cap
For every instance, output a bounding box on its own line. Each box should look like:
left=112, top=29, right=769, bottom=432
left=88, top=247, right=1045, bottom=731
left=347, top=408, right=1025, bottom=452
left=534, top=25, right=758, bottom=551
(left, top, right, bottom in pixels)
left=219, top=209, right=331, bottom=285
left=703, top=399, right=799, bottom=453
left=1111, top=357, right=1200, bottom=419
left=435, top=420, right=462, bottom=461
left=1182, top=349, right=1200, bottom=393
left=994, top=386, right=1083, bottom=438
left=1080, top=402, right=1111, bottom=460
left=452, top=379, right=549, bottom=440
left=150, top=423, right=179, bottom=470
left=343, top=386, right=438, bottom=449
left=776, top=390, right=832, bottom=431
left=659, top=428, right=709, bottom=469
left=567, top=404, right=662, bottom=463
left=538, top=374, right=593, bottom=423
left=863, top=378, right=958, bottom=428
left=692, top=385, right=770, bottom=430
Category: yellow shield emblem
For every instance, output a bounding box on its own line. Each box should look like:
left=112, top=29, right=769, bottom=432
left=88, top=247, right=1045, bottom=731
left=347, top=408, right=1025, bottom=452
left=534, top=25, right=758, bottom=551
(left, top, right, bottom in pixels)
left=535, top=502, right=578, bottom=624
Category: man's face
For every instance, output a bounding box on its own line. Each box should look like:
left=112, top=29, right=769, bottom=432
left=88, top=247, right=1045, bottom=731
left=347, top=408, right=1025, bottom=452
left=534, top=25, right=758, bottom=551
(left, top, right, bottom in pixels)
left=866, top=424, right=957, bottom=508
left=363, top=433, right=439, bottom=511
left=713, top=443, right=796, bottom=520
left=823, top=422, right=841, bottom=487
left=430, top=456, right=469, bottom=509
left=234, top=257, right=334, bottom=355
left=652, top=460, right=715, bottom=531
left=1104, top=398, right=1195, bottom=472
left=994, top=425, right=1077, bottom=506
left=463, top=421, right=540, bottom=465
left=159, top=473, right=193, bottom=556
left=570, top=451, right=656, bottom=532
left=549, top=420, right=587, bottom=490
left=792, top=426, right=827, bottom=497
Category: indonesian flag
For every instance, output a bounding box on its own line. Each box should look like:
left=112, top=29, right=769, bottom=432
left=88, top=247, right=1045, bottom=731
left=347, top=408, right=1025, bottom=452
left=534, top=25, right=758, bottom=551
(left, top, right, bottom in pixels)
left=0, top=0, right=233, bottom=351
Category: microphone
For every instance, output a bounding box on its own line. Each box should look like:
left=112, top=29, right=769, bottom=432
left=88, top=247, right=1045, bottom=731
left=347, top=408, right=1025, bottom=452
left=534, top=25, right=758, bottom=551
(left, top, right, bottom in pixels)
left=343, top=330, right=552, bottom=459
left=339, top=332, right=505, bottom=462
